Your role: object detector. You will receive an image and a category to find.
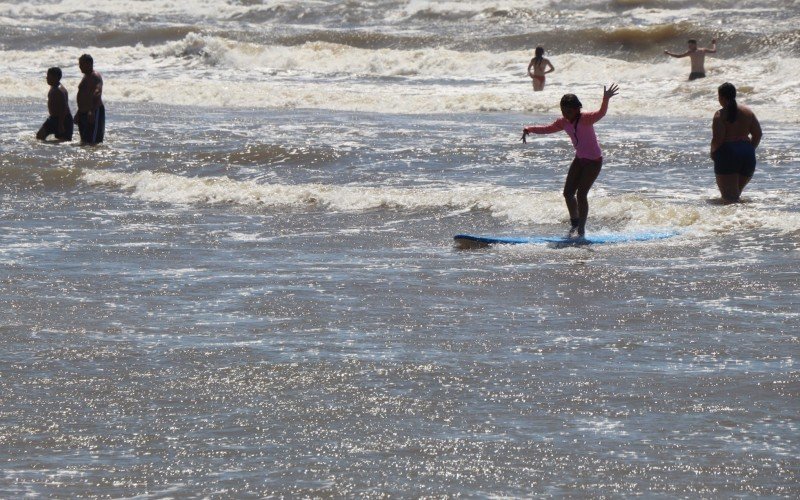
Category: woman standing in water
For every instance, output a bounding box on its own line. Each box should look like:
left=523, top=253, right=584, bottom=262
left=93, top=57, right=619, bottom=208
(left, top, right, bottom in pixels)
left=521, top=84, right=619, bottom=237
left=527, top=47, right=554, bottom=92
left=710, top=82, right=762, bottom=202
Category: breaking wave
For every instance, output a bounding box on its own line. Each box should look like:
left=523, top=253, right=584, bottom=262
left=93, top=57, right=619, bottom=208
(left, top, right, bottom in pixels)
left=81, top=169, right=800, bottom=236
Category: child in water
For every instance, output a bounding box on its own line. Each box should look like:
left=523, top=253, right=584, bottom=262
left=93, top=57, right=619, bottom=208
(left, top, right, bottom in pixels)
left=521, top=84, right=619, bottom=237
left=36, top=67, right=73, bottom=142
left=527, top=46, right=554, bottom=91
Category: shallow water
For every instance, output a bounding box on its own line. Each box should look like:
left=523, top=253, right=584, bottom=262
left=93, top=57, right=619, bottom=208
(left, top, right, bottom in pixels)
left=2, top=102, right=798, bottom=496
left=2, top=0, right=799, bottom=496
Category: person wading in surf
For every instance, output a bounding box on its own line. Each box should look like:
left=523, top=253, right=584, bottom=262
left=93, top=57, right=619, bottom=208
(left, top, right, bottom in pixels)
left=664, top=38, right=716, bottom=80
left=521, top=84, right=619, bottom=237
left=710, top=82, right=762, bottom=202
left=75, top=53, right=105, bottom=144
left=527, top=46, right=554, bottom=92
left=36, top=67, right=73, bottom=141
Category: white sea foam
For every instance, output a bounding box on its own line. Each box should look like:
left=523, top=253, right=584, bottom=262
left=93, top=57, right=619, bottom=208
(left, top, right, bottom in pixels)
left=2, top=30, right=796, bottom=121
left=0, top=0, right=250, bottom=20
left=81, top=169, right=800, bottom=236
left=399, top=0, right=548, bottom=18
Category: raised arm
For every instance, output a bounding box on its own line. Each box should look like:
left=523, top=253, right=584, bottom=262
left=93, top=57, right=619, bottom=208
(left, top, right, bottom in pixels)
left=705, top=38, right=717, bottom=54
left=664, top=50, right=689, bottom=58
left=582, top=83, right=618, bottom=124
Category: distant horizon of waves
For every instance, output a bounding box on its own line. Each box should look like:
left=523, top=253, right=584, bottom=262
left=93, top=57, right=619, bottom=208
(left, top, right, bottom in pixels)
left=4, top=20, right=796, bottom=56
left=1, top=39, right=797, bottom=121
left=0, top=0, right=798, bottom=121
left=2, top=0, right=795, bottom=58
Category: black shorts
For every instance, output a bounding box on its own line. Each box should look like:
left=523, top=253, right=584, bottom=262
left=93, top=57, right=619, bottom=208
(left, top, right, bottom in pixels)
left=39, top=115, right=73, bottom=141
left=570, top=156, right=603, bottom=170
left=689, top=72, right=706, bottom=80
left=713, top=141, right=756, bottom=177
left=76, top=106, right=105, bottom=144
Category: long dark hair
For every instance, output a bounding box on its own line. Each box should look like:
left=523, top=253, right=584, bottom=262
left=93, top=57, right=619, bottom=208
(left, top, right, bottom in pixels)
left=534, top=46, right=544, bottom=66
left=718, top=82, right=738, bottom=123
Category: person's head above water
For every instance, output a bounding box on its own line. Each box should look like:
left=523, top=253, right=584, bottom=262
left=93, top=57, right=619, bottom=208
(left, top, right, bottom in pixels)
left=687, top=39, right=698, bottom=50
left=560, top=94, right=582, bottom=120
left=535, top=46, right=544, bottom=58
left=78, top=53, right=93, bottom=74
left=718, top=82, right=738, bottom=122
left=718, top=82, right=736, bottom=102
left=46, top=67, right=62, bottom=86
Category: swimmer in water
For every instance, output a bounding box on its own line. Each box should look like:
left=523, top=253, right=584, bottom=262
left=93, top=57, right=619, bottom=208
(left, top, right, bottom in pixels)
left=521, top=84, right=619, bottom=237
left=75, top=53, right=105, bottom=144
left=527, top=46, right=554, bottom=92
left=664, top=38, right=717, bottom=81
left=36, top=67, right=73, bottom=141
left=710, top=82, right=762, bottom=202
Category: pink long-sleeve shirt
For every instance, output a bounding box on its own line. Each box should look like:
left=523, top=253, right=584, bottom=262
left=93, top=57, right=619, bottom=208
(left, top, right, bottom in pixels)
left=524, top=98, right=609, bottom=160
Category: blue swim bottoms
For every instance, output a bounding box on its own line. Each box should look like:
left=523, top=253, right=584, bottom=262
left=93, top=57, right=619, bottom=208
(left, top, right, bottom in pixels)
left=713, top=140, right=756, bottom=177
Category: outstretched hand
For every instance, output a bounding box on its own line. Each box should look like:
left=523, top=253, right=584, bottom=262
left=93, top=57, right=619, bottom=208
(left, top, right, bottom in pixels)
left=604, top=83, right=619, bottom=100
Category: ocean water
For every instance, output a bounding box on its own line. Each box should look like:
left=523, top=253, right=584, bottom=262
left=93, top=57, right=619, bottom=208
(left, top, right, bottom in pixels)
left=1, top=0, right=799, bottom=497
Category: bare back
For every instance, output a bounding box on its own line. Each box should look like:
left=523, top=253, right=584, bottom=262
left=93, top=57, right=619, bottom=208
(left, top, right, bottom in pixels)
left=721, top=105, right=760, bottom=140
left=47, top=85, right=70, bottom=118
left=532, top=58, right=550, bottom=76
left=712, top=104, right=763, bottom=152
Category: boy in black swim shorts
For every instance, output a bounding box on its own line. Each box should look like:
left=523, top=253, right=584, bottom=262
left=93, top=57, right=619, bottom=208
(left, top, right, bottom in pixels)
left=36, top=67, right=73, bottom=141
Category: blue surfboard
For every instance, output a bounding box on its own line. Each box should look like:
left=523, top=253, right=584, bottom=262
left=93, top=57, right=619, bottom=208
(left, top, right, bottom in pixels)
left=454, top=231, right=677, bottom=249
